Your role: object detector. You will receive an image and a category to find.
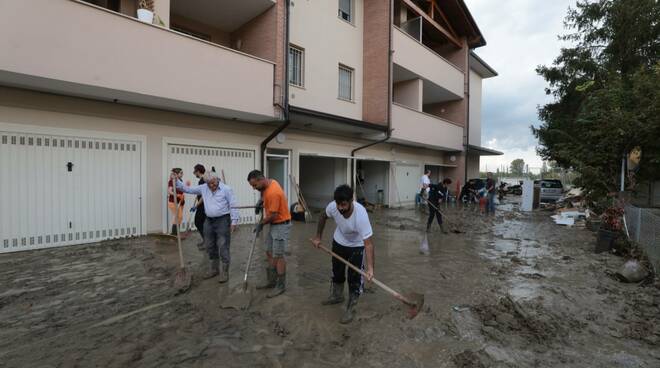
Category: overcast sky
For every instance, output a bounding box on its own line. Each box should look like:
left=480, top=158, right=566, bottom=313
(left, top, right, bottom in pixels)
left=464, top=0, right=576, bottom=173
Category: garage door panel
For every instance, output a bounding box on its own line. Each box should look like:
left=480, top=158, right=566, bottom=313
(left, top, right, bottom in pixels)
left=394, top=164, right=422, bottom=204
left=0, top=130, right=143, bottom=253
left=167, top=144, right=257, bottom=228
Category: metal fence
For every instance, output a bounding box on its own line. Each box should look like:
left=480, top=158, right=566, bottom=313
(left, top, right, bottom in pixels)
left=625, top=205, right=660, bottom=273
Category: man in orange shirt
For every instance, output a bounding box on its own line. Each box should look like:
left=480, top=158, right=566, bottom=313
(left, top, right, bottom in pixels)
left=247, top=170, right=291, bottom=298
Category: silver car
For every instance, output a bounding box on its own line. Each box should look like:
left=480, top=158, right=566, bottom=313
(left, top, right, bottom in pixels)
left=534, top=179, right=564, bottom=202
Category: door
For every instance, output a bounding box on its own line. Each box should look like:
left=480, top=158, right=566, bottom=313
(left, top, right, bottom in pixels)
left=266, top=154, right=290, bottom=202
left=0, top=129, right=143, bottom=253
left=166, top=143, right=258, bottom=229
left=393, top=163, right=422, bottom=204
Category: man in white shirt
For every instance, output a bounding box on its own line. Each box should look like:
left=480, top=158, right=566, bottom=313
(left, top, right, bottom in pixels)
left=311, top=184, right=375, bottom=324
left=174, top=172, right=239, bottom=283
left=418, top=169, right=431, bottom=208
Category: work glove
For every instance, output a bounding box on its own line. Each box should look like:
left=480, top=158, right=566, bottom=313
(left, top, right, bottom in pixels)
left=255, top=199, right=264, bottom=215
left=254, top=222, right=264, bottom=235
left=189, top=207, right=196, bottom=213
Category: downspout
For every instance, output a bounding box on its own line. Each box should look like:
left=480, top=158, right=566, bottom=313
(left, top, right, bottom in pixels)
left=350, top=0, right=394, bottom=188
left=260, top=0, right=291, bottom=172
left=464, top=50, right=471, bottom=183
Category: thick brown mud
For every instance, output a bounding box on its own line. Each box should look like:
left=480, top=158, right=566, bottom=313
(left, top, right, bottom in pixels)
left=1, top=199, right=658, bottom=367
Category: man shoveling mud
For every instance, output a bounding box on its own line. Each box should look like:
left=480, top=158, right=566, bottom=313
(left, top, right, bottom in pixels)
left=174, top=172, right=239, bottom=282
left=247, top=170, right=291, bottom=298
left=311, top=185, right=375, bottom=324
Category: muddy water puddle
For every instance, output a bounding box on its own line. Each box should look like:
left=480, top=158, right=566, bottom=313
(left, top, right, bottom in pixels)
left=1, top=201, right=659, bottom=367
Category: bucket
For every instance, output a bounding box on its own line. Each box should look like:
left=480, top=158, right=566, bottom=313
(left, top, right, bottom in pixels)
left=137, top=9, right=154, bottom=23
left=595, top=229, right=617, bottom=253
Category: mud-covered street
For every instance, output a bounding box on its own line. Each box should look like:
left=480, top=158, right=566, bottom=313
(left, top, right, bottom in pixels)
left=1, top=199, right=659, bottom=368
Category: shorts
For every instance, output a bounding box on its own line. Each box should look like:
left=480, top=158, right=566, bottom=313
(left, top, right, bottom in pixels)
left=265, top=222, right=291, bottom=257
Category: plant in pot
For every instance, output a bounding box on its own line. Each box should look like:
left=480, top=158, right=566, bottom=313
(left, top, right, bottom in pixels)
left=137, top=0, right=154, bottom=24
left=595, top=204, right=624, bottom=253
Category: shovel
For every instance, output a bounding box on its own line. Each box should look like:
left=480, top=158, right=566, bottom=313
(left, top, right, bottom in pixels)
left=315, top=243, right=424, bottom=319
left=172, top=177, right=192, bottom=293
left=423, top=198, right=462, bottom=233
left=221, top=211, right=263, bottom=310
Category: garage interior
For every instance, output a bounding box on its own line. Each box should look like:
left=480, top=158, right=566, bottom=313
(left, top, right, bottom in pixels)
left=299, top=155, right=349, bottom=209
left=356, top=159, right=390, bottom=207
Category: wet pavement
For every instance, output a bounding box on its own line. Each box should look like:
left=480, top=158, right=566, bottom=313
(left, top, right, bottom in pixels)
left=1, top=198, right=659, bottom=367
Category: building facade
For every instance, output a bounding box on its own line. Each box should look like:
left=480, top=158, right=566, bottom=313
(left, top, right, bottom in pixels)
left=0, top=0, right=499, bottom=252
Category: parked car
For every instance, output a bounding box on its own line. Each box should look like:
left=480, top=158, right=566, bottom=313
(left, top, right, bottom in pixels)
left=534, top=179, right=564, bottom=202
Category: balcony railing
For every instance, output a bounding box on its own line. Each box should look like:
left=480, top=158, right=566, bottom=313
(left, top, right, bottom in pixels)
left=391, top=103, right=463, bottom=151
left=0, top=0, right=276, bottom=122
left=392, top=27, right=464, bottom=101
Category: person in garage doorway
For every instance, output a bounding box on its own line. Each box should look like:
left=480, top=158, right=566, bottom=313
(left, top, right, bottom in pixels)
left=174, top=172, right=239, bottom=283
left=247, top=170, right=291, bottom=298
left=167, top=168, right=185, bottom=236
left=311, top=184, right=375, bottom=324
left=191, top=164, right=207, bottom=251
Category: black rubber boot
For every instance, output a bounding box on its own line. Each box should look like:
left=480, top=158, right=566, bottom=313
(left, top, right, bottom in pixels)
left=218, top=263, right=229, bottom=283
left=171, top=224, right=178, bottom=235
left=340, top=294, right=359, bottom=324
left=256, top=267, right=277, bottom=289
left=266, top=273, right=285, bottom=298
left=203, top=259, right=219, bottom=279
left=321, top=282, right=345, bottom=305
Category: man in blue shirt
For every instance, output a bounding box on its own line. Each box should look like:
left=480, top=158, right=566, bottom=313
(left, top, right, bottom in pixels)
left=174, top=173, right=239, bottom=283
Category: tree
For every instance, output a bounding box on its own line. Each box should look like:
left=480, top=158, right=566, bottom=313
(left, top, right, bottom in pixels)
left=532, top=0, right=660, bottom=200
left=510, top=159, right=525, bottom=176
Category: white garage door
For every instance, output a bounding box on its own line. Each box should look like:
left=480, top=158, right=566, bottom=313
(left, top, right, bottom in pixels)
left=0, top=129, right=143, bottom=253
left=166, top=144, right=258, bottom=227
left=393, top=163, right=422, bottom=204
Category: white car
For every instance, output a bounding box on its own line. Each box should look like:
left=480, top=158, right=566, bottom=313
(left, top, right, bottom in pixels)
left=534, top=180, right=564, bottom=202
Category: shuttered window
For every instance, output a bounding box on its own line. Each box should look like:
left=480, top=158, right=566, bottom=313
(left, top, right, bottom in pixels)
left=338, top=64, right=353, bottom=101
left=338, top=0, right=352, bottom=23
left=288, top=45, right=304, bottom=87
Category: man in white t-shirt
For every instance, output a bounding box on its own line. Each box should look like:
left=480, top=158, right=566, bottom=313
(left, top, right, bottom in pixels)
left=418, top=169, right=431, bottom=207
left=311, top=184, right=375, bottom=324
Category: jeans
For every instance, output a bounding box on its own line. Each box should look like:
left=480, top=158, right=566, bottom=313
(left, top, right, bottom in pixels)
left=331, top=240, right=364, bottom=297
left=203, top=215, right=231, bottom=264
left=427, top=203, right=443, bottom=228
left=194, top=207, right=206, bottom=239
left=487, top=192, right=496, bottom=214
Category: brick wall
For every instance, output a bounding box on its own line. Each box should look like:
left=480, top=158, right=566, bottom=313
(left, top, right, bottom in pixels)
left=362, top=0, right=390, bottom=126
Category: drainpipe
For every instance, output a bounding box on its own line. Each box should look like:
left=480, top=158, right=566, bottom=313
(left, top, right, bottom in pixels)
left=464, top=50, right=471, bottom=183
left=260, top=0, right=291, bottom=172
left=350, top=0, right=394, bottom=189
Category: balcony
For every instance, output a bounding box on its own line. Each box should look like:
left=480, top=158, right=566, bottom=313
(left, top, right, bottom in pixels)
left=391, top=103, right=463, bottom=151
left=0, top=0, right=276, bottom=122
left=392, top=27, right=464, bottom=102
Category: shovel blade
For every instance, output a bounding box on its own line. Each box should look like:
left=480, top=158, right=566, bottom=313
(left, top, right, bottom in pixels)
left=220, top=287, right=252, bottom=310
left=404, top=292, right=425, bottom=319
left=174, top=268, right=192, bottom=293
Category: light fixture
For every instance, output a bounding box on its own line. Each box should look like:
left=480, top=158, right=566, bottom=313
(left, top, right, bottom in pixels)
left=450, top=155, right=456, bottom=162
left=275, top=133, right=286, bottom=144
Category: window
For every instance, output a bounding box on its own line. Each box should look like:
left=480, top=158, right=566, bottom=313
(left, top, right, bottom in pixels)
left=338, top=64, right=353, bottom=101
left=288, top=45, right=304, bottom=87
left=338, top=0, right=352, bottom=23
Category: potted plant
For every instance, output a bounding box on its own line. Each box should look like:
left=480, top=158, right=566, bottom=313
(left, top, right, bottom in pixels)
left=137, top=0, right=154, bottom=24
left=595, top=205, right=623, bottom=253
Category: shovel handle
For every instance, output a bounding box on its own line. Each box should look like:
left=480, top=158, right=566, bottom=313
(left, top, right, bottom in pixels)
left=316, top=243, right=414, bottom=306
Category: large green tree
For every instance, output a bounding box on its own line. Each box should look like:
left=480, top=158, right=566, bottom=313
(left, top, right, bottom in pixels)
left=510, top=159, right=526, bottom=176
left=533, top=0, right=660, bottom=199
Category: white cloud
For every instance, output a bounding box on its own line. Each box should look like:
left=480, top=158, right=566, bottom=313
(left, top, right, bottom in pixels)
left=465, top=0, right=577, bottom=167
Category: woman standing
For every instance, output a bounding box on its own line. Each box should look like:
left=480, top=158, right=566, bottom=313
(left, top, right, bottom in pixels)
left=168, top=168, right=185, bottom=235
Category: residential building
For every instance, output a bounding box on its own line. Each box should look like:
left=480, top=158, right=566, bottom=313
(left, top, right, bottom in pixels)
left=0, top=0, right=499, bottom=252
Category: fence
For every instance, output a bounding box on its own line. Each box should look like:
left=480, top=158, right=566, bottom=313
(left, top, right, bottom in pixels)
left=625, top=205, right=660, bottom=273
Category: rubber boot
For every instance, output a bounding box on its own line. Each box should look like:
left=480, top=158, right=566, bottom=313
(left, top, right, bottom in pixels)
left=196, top=240, right=205, bottom=252
left=266, top=273, right=285, bottom=298
left=171, top=224, right=178, bottom=236
left=340, top=294, right=359, bottom=324
left=256, top=267, right=277, bottom=289
left=203, top=259, right=219, bottom=279
left=321, top=282, right=345, bottom=305
left=218, top=263, right=229, bottom=283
